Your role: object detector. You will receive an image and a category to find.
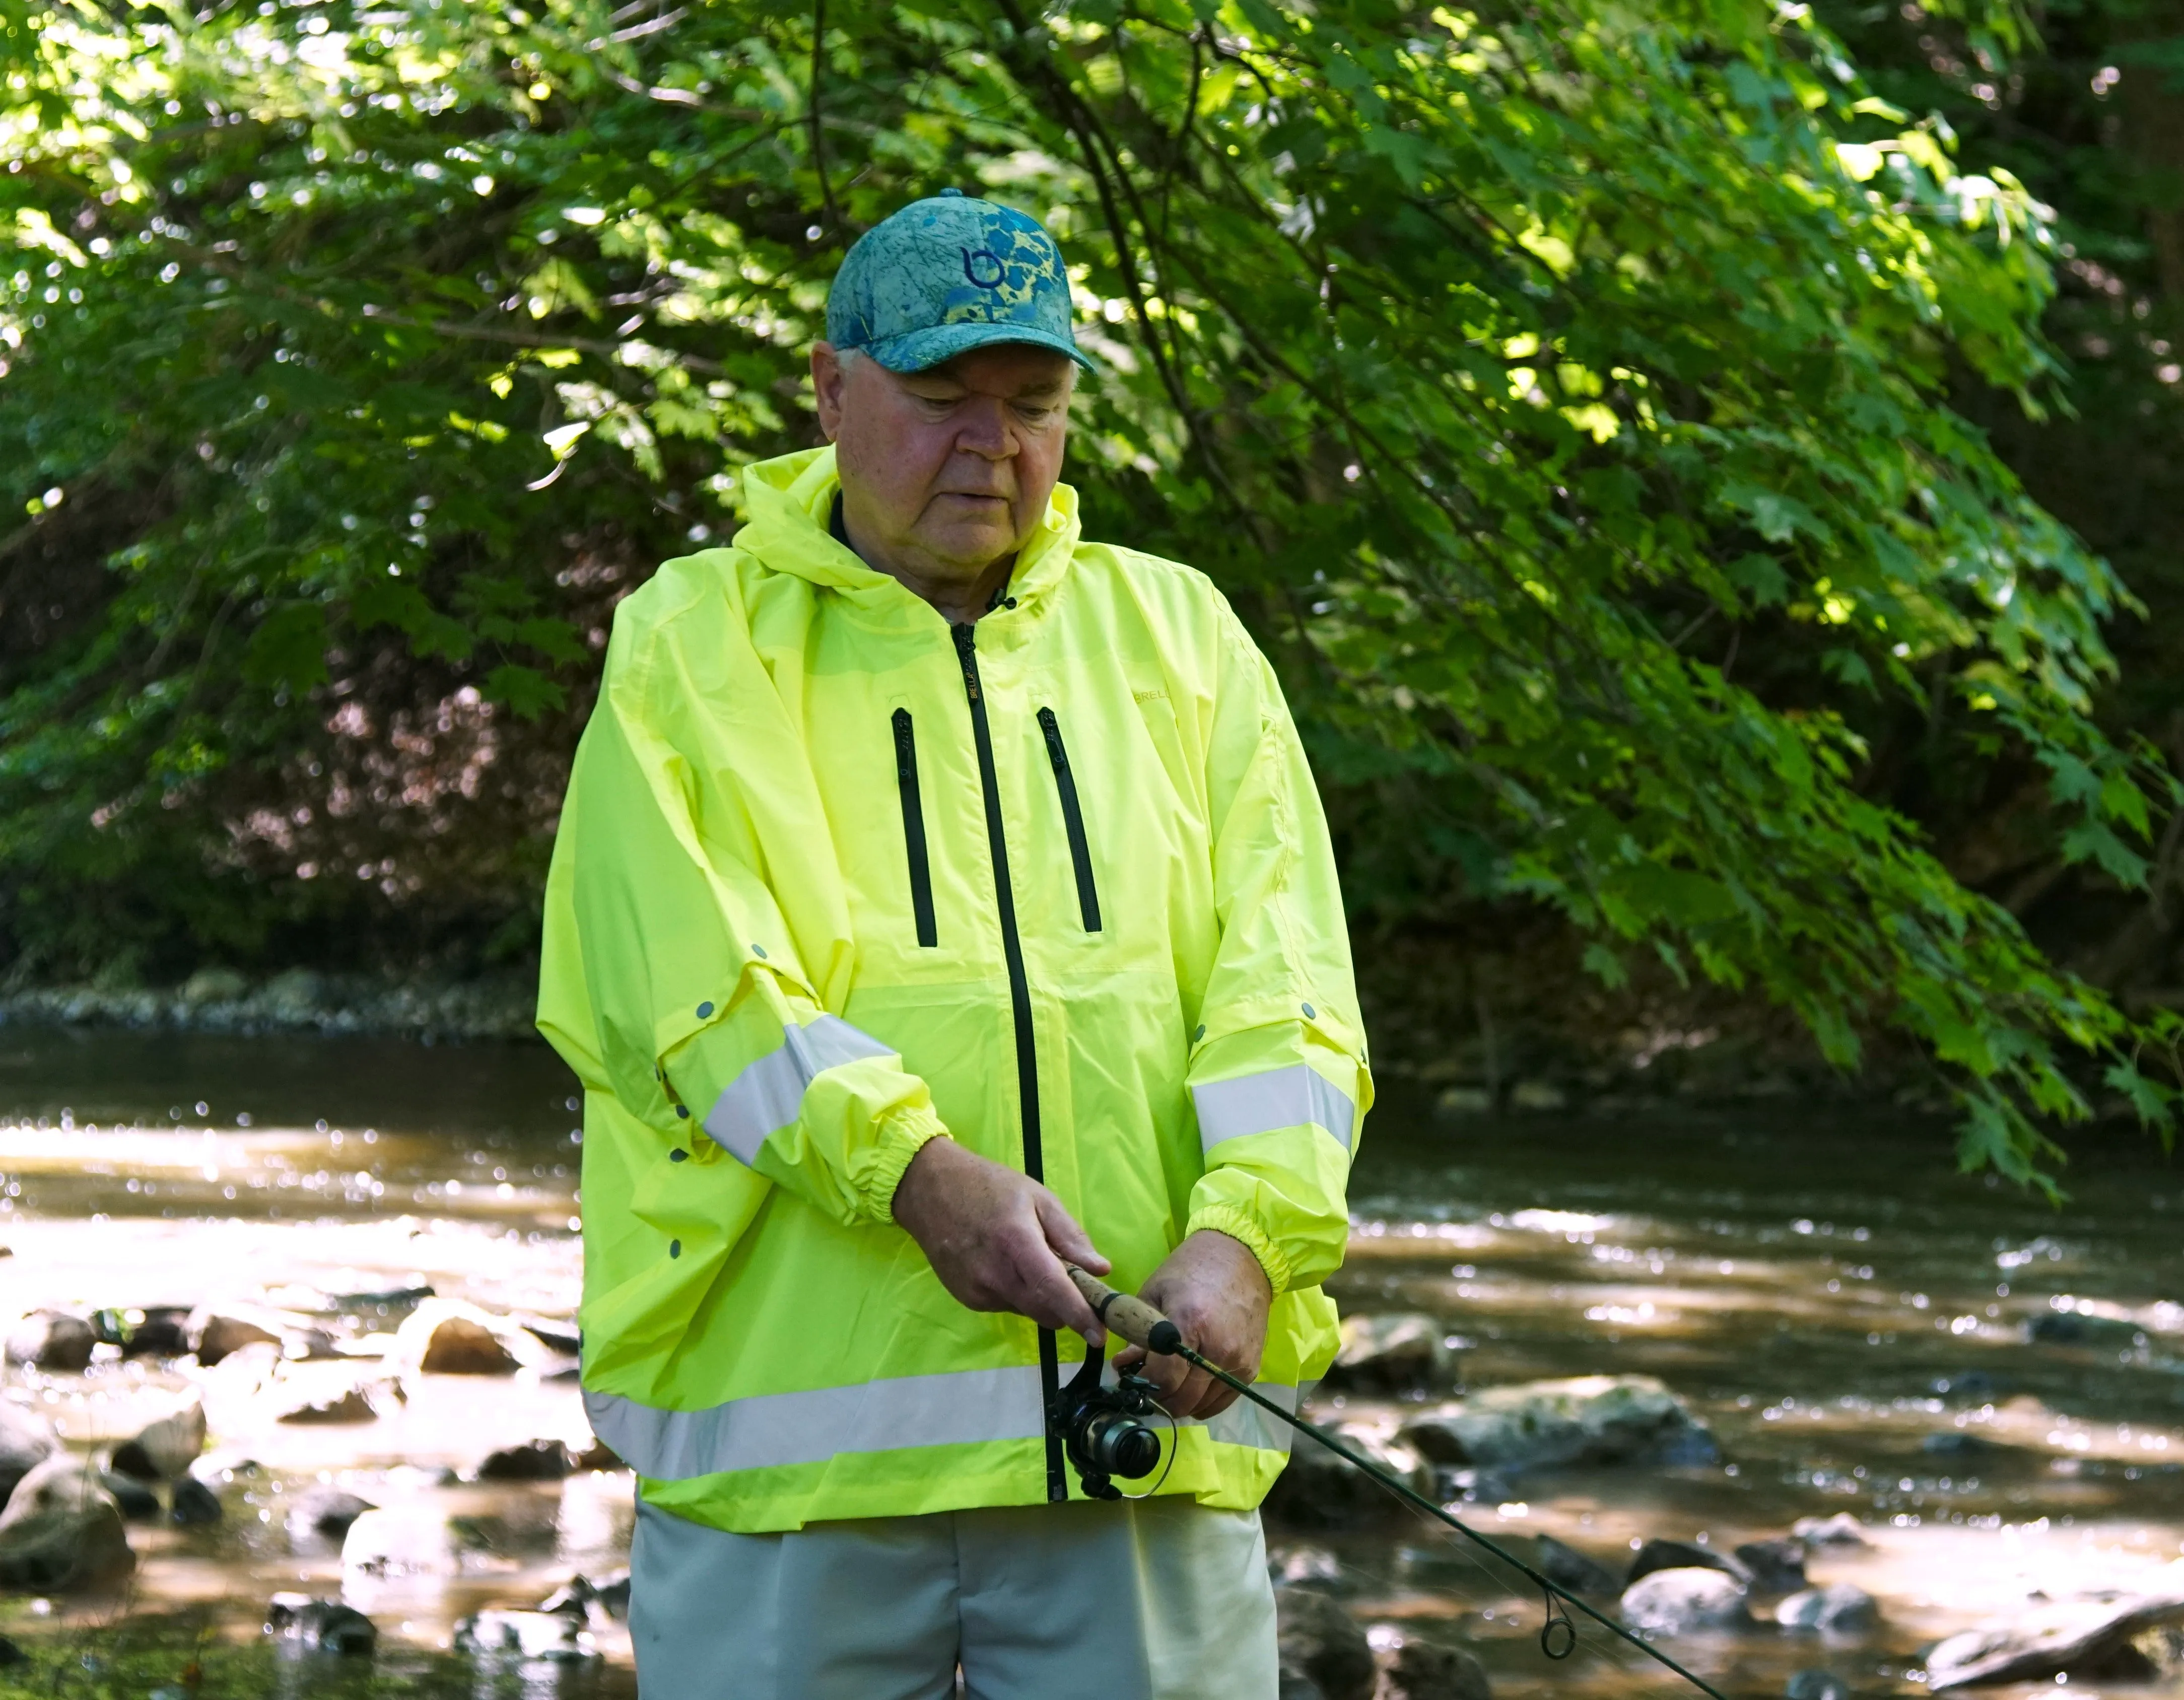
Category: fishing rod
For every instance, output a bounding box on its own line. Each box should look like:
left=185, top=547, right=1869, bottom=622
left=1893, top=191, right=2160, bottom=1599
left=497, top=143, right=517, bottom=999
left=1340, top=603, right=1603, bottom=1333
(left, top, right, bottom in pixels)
left=1062, top=1266, right=1732, bottom=1700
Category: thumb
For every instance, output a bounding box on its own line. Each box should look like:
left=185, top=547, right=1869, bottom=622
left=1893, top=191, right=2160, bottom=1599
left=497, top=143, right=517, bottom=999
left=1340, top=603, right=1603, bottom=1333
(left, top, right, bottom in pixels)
left=1034, top=1192, right=1109, bottom=1277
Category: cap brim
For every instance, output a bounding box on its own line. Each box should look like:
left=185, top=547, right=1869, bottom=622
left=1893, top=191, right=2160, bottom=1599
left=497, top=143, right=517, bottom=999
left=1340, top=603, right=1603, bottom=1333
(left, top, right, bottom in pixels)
left=866, top=321, right=1099, bottom=376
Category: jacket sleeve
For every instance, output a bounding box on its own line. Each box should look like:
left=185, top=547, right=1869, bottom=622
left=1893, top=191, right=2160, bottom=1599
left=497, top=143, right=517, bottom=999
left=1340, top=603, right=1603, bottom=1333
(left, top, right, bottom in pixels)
left=1182, top=612, right=1372, bottom=1297
left=562, top=600, right=947, bottom=1228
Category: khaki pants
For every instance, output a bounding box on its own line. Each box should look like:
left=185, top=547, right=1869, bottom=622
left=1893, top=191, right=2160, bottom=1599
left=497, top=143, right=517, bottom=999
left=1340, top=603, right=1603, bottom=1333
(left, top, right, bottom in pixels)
left=629, top=1494, right=1278, bottom=1699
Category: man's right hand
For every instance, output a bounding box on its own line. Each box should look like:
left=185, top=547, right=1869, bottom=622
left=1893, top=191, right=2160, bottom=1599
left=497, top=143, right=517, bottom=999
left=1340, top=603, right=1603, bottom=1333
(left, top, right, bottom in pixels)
left=890, top=1137, right=1110, bottom=1340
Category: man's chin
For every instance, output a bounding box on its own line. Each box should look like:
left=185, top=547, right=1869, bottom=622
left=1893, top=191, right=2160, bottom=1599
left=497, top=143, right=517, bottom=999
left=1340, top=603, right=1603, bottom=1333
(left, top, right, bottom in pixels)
left=915, top=524, right=1025, bottom=578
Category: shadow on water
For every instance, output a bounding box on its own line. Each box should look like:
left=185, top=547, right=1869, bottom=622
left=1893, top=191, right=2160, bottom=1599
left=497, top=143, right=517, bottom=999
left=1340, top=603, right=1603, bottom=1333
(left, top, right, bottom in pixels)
left=0, top=1030, right=2176, bottom=1698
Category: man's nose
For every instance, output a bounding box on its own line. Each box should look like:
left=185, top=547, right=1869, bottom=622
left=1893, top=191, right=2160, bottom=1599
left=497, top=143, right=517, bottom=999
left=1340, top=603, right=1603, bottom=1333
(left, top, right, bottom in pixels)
left=953, top=396, right=1017, bottom=460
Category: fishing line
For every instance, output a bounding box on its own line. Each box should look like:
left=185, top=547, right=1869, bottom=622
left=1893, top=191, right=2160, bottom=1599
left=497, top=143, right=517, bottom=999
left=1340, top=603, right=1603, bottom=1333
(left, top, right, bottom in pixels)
left=1067, top=1267, right=1730, bottom=1700
left=1164, top=1338, right=1730, bottom=1700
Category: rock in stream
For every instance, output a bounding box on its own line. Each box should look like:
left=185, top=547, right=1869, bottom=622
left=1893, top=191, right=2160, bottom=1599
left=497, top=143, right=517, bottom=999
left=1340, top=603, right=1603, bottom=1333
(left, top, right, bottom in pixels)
left=0, top=1455, right=134, bottom=1591
left=1927, top=1592, right=2184, bottom=1688
left=1397, top=1375, right=1717, bottom=1473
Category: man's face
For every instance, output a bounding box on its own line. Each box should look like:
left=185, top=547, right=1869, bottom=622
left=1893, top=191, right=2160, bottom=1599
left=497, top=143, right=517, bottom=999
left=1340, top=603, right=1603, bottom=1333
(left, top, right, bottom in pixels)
left=813, top=341, right=1076, bottom=580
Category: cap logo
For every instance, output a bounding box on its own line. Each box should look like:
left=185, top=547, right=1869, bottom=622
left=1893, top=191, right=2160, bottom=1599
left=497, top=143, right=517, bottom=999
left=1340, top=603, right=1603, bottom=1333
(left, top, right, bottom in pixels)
left=962, top=248, right=1006, bottom=289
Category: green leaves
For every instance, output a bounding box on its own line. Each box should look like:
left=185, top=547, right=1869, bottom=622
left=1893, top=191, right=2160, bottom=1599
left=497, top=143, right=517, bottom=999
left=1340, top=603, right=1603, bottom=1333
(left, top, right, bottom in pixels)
left=0, top=0, right=2168, bottom=1178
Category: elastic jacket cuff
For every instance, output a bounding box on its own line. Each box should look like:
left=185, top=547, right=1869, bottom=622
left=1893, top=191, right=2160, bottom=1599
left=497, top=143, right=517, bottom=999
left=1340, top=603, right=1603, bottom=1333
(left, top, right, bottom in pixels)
left=867, top=1107, right=949, bottom=1226
left=1185, top=1202, right=1294, bottom=1298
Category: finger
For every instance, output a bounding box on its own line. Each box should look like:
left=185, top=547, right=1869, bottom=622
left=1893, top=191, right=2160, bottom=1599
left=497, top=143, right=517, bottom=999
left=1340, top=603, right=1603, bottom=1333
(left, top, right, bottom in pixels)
left=1013, top=1244, right=1105, bottom=1339
left=1033, top=1194, right=1109, bottom=1276
left=1134, top=1348, right=1191, bottom=1402
left=1196, top=1380, right=1240, bottom=1418
left=1162, top=1364, right=1216, bottom=1420
left=1112, top=1344, right=1145, bottom=1373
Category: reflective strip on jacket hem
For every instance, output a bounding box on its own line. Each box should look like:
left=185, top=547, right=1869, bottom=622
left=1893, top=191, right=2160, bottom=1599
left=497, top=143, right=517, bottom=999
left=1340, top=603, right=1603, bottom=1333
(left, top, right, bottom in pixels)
left=701, top=1014, right=894, bottom=1165
left=1191, top=1064, right=1355, bottom=1153
left=584, top=1365, right=1046, bottom=1482
left=1185, top=1381, right=1302, bottom=1454
left=585, top=1368, right=1308, bottom=1482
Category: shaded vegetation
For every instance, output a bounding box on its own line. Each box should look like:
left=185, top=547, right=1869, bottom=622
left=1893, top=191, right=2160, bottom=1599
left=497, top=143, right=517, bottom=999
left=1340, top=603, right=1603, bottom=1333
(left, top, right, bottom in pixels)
left=1, top=0, right=2179, bottom=1180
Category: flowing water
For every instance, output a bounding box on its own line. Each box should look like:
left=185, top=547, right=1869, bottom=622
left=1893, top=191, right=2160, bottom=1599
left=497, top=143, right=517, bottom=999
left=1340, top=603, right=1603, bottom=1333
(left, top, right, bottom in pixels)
left=0, top=1025, right=2177, bottom=1699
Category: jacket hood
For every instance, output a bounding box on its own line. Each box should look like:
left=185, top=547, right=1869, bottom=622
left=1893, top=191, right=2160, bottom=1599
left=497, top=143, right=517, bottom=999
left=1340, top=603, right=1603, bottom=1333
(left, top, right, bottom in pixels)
left=732, top=445, right=1082, bottom=615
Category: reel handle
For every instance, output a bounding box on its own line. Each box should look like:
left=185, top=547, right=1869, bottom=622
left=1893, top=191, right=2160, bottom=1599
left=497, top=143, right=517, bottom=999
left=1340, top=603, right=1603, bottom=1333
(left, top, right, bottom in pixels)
left=1065, top=1265, right=1184, bottom=1356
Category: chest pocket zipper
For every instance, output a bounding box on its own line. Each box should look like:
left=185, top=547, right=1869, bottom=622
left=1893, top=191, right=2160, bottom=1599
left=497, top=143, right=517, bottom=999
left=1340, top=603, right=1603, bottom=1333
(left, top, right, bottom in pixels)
left=891, top=709, right=938, bottom=947
left=1037, top=707, right=1103, bottom=934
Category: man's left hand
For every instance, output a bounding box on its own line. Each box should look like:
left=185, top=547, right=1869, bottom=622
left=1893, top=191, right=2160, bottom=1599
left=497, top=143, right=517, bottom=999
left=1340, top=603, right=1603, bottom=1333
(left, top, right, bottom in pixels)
left=1112, top=1229, right=1271, bottom=1420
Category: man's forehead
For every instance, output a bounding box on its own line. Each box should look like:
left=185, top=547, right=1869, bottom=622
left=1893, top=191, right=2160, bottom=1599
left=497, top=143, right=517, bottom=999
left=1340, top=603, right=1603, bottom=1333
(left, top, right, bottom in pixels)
left=902, top=344, right=1075, bottom=394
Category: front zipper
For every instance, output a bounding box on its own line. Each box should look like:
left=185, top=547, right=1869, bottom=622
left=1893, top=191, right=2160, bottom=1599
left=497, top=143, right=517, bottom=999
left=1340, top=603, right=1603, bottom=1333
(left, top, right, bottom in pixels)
left=951, top=621, right=1066, bottom=1504
left=891, top=709, right=938, bottom=948
left=1037, top=707, right=1102, bottom=934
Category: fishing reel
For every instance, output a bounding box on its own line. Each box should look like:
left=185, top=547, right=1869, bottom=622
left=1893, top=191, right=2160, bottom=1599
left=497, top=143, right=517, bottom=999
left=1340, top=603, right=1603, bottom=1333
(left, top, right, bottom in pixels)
left=1048, top=1338, right=1167, bottom=1500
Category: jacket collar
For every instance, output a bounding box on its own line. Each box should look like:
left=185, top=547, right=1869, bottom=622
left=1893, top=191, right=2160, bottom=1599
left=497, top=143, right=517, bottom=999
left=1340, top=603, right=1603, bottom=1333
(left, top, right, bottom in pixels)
left=733, top=446, right=1081, bottom=619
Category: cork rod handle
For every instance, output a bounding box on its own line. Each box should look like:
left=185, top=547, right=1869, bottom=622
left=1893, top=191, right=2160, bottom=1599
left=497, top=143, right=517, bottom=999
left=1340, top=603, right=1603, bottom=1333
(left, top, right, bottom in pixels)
left=1066, top=1265, right=1184, bottom=1356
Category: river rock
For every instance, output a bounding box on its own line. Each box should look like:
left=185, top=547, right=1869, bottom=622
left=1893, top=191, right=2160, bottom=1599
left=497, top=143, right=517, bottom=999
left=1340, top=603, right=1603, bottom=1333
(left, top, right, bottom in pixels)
left=2027, top=1311, right=2148, bottom=1351
left=518, top=1316, right=581, bottom=1356
left=97, top=1471, right=161, bottom=1521
left=169, top=1475, right=222, bottom=1526
left=1778, top=1584, right=1877, bottom=1634
left=0, top=1401, right=60, bottom=1504
left=1620, top=1568, right=1751, bottom=1635
left=1735, top=1538, right=1807, bottom=1592
left=290, top=1485, right=376, bottom=1541
left=1397, top=1375, right=1716, bottom=1474
left=1629, top=1538, right=1747, bottom=1587
left=1323, top=1314, right=1456, bottom=1393
left=397, top=1300, right=528, bottom=1375
left=266, top=1593, right=377, bottom=1655
left=1264, top=1422, right=1430, bottom=1525
left=456, top=1609, right=596, bottom=1662
left=1276, top=1586, right=1376, bottom=1700
left=191, top=1311, right=282, bottom=1367
left=1927, top=1593, right=2184, bottom=1688
left=274, top=1384, right=379, bottom=1425
left=120, top=1308, right=192, bottom=1359
left=1385, top=1638, right=1492, bottom=1700
left=1791, top=1512, right=1869, bottom=1548
left=541, top=1567, right=632, bottom=1624
left=110, top=1396, right=206, bottom=1479
left=478, top=1439, right=573, bottom=1481
left=6, top=1311, right=95, bottom=1371
left=0, top=1455, right=134, bottom=1591
left=1534, top=1533, right=1622, bottom=1596
left=342, top=1506, right=457, bottom=1581
left=1785, top=1671, right=1849, bottom=1700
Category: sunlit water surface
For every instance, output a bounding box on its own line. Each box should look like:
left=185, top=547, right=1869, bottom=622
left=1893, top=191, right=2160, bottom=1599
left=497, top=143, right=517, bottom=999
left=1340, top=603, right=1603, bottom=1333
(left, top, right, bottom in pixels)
left=0, top=1026, right=2177, bottom=1699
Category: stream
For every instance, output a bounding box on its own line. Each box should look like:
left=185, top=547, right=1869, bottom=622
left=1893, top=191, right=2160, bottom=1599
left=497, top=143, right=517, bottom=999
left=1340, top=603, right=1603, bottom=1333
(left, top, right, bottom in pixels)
left=0, top=1024, right=2177, bottom=1698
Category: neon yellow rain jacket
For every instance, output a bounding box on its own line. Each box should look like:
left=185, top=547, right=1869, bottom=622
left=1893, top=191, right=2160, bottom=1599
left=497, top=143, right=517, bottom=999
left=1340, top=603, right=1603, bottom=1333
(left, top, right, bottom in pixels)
left=536, top=445, right=1371, bottom=1534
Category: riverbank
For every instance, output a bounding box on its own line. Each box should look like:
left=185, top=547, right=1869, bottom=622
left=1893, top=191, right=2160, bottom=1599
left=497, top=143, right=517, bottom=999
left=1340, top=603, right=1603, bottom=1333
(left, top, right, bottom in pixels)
left=0, top=944, right=1955, bottom=1123
left=0, top=969, right=538, bottom=1046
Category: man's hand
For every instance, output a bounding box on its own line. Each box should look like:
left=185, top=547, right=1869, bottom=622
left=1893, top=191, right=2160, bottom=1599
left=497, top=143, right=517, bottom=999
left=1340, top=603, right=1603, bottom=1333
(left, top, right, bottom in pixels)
left=1112, top=1230, right=1272, bottom=1421
left=891, top=1137, right=1110, bottom=1339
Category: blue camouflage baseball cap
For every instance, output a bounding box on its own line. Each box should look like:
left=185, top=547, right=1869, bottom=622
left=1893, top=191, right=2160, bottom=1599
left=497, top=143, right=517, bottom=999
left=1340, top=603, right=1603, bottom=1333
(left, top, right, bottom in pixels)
left=825, top=190, right=1096, bottom=375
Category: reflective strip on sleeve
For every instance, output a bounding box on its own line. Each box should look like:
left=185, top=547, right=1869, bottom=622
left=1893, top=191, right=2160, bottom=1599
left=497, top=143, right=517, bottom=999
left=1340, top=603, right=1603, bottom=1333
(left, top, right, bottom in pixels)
left=583, top=1365, right=1045, bottom=1482
left=1191, top=1064, right=1355, bottom=1154
left=700, top=1014, right=894, bottom=1165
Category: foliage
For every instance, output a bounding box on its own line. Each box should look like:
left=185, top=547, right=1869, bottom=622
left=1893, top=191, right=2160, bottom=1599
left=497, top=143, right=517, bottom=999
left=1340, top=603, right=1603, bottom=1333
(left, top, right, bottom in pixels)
left=0, top=0, right=2175, bottom=1179
left=1815, top=0, right=2184, bottom=992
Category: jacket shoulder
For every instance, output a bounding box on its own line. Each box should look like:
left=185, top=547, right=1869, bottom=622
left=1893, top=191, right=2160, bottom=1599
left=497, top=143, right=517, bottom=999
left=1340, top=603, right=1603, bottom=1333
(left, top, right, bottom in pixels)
left=1072, top=540, right=1263, bottom=672
left=612, top=549, right=748, bottom=642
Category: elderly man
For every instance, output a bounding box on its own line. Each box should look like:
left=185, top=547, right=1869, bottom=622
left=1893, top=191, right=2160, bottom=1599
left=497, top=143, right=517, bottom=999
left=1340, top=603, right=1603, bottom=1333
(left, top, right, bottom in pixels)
left=537, top=191, right=1371, bottom=1698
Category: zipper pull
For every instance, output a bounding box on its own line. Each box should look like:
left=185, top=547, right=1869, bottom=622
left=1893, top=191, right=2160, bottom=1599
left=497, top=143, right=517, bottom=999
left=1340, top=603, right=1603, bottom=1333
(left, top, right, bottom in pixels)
left=951, top=622, right=980, bottom=701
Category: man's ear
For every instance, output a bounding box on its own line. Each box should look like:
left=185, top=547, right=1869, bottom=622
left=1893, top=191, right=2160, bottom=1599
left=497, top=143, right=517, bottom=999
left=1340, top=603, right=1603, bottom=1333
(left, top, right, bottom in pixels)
left=812, top=342, right=846, bottom=443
